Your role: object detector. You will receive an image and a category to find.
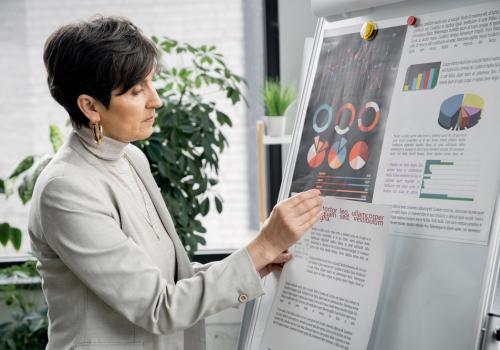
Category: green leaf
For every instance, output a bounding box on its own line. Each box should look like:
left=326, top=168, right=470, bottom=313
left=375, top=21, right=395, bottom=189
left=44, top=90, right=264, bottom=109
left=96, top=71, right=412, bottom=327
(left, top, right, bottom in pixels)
left=146, top=142, right=163, bottom=162
left=9, top=228, right=22, bottom=251
left=194, top=76, right=202, bottom=88
left=162, top=145, right=177, bottom=163
left=0, top=178, right=4, bottom=194
left=0, top=223, right=10, bottom=246
left=157, top=162, right=170, bottom=177
left=200, top=198, right=209, bottom=216
left=194, top=234, right=206, bottom=245
left=179, top=125, right=196, bottom=133
left=18, top=155, right=51, bottom=204
left=226, top=87, right=241, bottom=104
left=216, top=111, right=233, bottom=127
left=49, top=124, right=64, bottom=153
left=8, top=156, right=34, bottom=179
left=3, top=178, right=15, bottom=198
left=215, top=196, right=223, bottom=213
left=193, top=225, right=207, bottom=233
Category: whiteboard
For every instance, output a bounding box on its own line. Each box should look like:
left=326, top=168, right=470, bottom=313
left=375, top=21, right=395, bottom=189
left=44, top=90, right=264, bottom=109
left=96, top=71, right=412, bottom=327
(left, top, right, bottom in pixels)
left=239, top=1, right=500, bottom=350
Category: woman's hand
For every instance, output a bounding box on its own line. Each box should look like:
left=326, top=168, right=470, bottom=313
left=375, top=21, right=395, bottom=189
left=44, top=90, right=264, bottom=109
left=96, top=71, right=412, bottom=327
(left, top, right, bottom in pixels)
left=247, top=189, right=323, bottom=274
left=257, top=252, right=292, bottom=278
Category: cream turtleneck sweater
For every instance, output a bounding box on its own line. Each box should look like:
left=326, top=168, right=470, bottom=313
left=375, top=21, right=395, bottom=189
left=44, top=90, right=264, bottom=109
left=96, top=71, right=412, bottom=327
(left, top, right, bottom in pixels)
left=74, top=126, right=184, bottom=349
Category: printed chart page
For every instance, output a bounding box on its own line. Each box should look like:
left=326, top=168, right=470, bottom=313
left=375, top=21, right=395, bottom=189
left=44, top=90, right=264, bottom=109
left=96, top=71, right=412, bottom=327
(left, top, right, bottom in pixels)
left=259, top=197, right=391, bottom=350
left=373, top=2, right=500, bottom=244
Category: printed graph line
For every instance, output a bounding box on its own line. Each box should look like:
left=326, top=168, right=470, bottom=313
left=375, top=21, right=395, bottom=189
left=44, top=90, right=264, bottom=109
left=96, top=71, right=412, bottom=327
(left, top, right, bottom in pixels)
left=316, top=181, right=369, bottom=188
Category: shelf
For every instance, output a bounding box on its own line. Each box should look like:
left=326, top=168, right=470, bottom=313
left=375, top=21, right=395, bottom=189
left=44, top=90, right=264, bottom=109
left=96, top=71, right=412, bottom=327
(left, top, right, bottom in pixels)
left=263, top=134, right=292, bottom=145
left=0, top=276, right=41, bottom=286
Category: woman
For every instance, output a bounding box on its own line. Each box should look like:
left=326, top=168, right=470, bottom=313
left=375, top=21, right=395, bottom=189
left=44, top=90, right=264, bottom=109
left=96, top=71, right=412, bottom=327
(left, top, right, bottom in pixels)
left=28, top=16, right=322, bottom=350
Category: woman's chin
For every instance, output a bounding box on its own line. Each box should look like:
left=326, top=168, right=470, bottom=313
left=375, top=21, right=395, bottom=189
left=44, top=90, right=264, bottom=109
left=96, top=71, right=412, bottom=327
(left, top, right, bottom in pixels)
left=138, top=126, right=155, bottom=141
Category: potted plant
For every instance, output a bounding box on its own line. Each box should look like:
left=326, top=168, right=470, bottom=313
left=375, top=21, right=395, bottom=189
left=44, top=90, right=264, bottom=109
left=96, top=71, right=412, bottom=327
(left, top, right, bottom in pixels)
left=134, top=37, right=245, bottom=257
left=263, top=79, right=295, bottom=137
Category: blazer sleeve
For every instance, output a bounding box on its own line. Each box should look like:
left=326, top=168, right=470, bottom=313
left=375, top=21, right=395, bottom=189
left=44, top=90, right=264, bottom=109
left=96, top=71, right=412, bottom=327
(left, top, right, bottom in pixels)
left=38, top=175, right=265, bottom=335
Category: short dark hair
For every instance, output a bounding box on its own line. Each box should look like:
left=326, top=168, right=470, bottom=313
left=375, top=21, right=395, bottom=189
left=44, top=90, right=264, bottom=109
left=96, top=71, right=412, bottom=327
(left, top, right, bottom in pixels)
left=43, top=15, right=160, bottom=128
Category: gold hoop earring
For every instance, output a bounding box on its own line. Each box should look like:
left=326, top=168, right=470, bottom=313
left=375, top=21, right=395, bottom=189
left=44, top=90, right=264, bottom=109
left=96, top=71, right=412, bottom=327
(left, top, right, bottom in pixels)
left=91, top=122, right=103, bottom=144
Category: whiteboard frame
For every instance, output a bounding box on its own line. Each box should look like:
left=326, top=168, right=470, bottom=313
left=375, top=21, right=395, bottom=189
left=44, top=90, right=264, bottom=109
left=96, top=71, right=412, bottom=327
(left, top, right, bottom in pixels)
left=239, top=2, right=500, bottom=349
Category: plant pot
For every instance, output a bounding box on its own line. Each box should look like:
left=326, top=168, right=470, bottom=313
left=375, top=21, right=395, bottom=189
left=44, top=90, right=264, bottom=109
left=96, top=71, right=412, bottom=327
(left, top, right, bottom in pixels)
left=265, top=116, right=286, bottom=137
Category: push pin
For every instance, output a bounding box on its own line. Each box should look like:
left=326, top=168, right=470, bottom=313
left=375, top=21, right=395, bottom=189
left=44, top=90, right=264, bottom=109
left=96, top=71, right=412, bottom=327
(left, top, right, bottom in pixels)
left=360, top=21, right=377, bottom=41
left=407, top=16, right=417, bottom=26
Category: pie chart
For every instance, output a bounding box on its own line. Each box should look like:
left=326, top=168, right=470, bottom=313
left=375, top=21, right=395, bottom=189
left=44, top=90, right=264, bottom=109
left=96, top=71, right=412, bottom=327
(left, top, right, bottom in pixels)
left=438, top=93, right=484, bottom=130
left=328, top=137, right=347, bottom=169
left=307, top=136, right=329, bottom=168
left=349, top=141, right=369, bottom=170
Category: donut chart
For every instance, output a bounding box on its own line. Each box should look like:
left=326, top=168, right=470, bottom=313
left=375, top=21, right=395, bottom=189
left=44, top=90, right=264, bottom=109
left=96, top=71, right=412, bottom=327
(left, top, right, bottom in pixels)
left=307, top=136, right=329, bottom=168
left=349, top=141, right=369, bottom=170
left=357, top=101, right=380, bottom=132
left=438, top=93, right=484, bottom=130
left=312, top=104, right=333, bottom=133
left=328, top=137, right=347, bottom=169
left=334, top=103, right=356, bottom=135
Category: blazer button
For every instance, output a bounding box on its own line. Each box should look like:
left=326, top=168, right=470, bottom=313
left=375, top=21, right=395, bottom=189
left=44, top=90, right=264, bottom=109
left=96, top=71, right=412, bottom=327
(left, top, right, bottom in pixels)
left=238, top=293, right=248, bottom=303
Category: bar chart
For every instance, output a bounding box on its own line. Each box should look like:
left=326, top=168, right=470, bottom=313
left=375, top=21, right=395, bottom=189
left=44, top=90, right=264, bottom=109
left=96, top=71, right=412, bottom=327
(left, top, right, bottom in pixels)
left=403, top=62, right=441, bottom=91
left=419, top=159, right=479, bottom=201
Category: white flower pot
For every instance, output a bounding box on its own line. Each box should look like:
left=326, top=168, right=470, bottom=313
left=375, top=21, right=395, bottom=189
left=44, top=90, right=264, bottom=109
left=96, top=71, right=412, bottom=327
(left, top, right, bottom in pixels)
left=266, top=116, right=286, bottom=137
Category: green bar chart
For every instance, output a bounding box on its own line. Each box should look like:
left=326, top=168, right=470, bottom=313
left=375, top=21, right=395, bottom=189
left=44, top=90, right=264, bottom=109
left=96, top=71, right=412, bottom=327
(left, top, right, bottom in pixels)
left=419, top=159, right=478, bottom=201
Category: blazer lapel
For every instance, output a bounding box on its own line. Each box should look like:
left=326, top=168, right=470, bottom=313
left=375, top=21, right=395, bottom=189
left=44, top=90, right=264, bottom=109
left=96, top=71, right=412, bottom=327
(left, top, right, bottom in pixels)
left=124, top=148, right=194, bottom=280
left=68, top=132, right=193, bottom=279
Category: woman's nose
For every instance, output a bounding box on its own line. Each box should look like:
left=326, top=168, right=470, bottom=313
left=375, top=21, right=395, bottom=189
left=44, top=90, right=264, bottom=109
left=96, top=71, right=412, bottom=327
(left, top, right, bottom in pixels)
left=147, top=89, right=163, bottom=109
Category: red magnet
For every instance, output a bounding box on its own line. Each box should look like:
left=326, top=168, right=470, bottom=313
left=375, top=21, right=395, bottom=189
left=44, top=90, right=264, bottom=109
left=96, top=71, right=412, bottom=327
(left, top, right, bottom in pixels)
left=407, top=16, right=417, bottom=26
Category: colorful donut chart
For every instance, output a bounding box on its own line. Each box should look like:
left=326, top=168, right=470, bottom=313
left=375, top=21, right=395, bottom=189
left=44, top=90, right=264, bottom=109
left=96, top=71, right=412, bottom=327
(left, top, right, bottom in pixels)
left=312, top=104, right=333, bottom=133
left=357, top=101, right=381, bottom=132
left=334, top=103, right=356, bottom=135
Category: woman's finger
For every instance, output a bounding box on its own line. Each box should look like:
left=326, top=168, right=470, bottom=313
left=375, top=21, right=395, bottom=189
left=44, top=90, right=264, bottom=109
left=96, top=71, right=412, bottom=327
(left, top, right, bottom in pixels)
left=293, top=201, right=323, bottom=227
left=285, top=189, right=321, bottom=208
left=292, top=195, right=323, bottom=217
left=299, top=210, right=323, bottom=230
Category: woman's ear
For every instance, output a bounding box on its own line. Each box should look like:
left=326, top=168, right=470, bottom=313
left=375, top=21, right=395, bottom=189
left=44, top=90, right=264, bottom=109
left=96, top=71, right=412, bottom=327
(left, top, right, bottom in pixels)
left=77, top=94, right=101, bottom=124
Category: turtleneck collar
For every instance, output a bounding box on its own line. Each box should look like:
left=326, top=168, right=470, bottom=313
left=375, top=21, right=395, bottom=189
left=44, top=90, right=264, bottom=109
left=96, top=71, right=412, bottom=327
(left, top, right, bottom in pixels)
left=74, top=126, right=128, bottom=161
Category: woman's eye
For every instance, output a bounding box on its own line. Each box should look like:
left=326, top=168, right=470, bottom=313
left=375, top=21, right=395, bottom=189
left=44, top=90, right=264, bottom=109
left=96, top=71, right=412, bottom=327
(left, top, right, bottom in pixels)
left=132, top=88, right=144, bottom=96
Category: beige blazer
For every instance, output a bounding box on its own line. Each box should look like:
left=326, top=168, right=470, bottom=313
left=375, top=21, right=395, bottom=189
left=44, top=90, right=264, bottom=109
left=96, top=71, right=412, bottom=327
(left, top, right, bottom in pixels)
left=28, top=132, right=264, bottom=350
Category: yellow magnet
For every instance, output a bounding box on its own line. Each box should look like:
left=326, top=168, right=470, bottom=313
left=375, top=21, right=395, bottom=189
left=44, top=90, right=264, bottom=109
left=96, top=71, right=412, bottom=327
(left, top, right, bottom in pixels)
left=360, top=21, right=378, bottom=41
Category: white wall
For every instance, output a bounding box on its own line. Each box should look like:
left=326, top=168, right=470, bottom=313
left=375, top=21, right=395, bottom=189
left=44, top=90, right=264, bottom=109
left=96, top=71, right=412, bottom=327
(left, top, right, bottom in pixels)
left=0, top=0, right=264, bottom=257
left=278, top=0, right=317, bottom=88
